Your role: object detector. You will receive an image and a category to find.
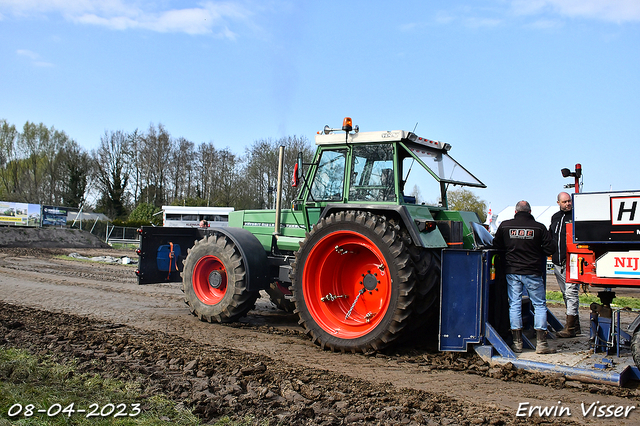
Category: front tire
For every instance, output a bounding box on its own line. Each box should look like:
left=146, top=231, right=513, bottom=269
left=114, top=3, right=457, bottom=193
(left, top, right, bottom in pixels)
left=291, top=211, right=420, bottom=353
left=182, top=233, right=259, bottom=323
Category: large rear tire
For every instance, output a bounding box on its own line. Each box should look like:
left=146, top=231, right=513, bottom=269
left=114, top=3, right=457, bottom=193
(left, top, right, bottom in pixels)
left=408, top=244, right=441, bottom=317
left=632, top=329, right=640, bottom=368
left=182, top=233, right=259, bottom=323
left=291, top=210, right=428, bottom=353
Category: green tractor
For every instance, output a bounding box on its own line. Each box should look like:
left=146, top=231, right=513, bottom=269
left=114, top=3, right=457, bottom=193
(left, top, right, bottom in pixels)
left=136, top=117, right=485, bottom=353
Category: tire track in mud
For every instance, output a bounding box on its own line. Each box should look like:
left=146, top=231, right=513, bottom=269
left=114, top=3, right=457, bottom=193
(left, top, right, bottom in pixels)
left=1, top=247, right=640, bottom=425
left=2, top=302, right=519, bottom=426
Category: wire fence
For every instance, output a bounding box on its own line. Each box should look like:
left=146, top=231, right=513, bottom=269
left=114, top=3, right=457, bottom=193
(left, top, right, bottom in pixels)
left=105, top=225, right=140, bottom=245
left=68, top=220, right=139, bottom=246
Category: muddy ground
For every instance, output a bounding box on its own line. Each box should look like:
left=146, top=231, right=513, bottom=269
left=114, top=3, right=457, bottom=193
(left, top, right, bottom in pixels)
left=1, top=228, right=640, bottom=425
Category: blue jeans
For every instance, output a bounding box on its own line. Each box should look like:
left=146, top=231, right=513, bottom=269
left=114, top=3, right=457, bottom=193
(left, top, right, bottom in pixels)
left=506, top=274, right=547, bottom=331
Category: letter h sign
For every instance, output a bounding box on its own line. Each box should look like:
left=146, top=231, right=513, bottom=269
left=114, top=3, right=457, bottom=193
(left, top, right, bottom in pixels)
left=612, top=197, right=640, bottom=226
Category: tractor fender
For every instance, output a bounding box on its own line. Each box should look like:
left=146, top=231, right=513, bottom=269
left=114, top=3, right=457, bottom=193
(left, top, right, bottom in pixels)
left=320, top=203, right=436, bottom=248
left=207, top=227, right=270, bottom=292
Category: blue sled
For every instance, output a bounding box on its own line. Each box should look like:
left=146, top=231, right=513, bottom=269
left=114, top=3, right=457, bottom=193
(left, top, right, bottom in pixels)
left=439, top=248, right=640, bottom=387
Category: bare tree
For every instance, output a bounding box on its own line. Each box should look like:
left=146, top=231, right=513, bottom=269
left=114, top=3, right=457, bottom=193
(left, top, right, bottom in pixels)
left=194, top=142, right=216, bottom=203
left=281, top=135, right=314, bottom=206
left=93, top=130, right=132, bottom=219
left=139, top=123, right=172, bottom=207
left=128, top=129, right=143, bottom=205
left=0, top=115, right=316, bottom=216
left=240, top=135, right=314, bottom=209
left=212, top=148, right=240, bottom=207
left=169, top=137, right=195, bottom=202
left=243, top=138, right=278, bottom=209
left=60, top=140, right=91, bottom=208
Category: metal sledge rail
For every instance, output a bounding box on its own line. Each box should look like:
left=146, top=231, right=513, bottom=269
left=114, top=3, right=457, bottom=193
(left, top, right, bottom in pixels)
left=475, top=323, right=640, bottom=387
left=439, top=248, right=640, bottom=388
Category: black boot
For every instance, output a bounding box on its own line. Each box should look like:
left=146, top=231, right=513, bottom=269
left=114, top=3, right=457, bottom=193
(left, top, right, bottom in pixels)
left=536, top=329, right=556, bottom=354
left=511, top=329, right=523, bottom=353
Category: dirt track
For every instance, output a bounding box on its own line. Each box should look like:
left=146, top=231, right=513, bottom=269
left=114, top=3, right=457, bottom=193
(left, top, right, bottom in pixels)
left=1, top=242, right=640, bottom=425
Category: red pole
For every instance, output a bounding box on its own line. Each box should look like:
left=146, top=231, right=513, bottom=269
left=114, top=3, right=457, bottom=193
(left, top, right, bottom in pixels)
left=574, top=163, right=581, bottom=193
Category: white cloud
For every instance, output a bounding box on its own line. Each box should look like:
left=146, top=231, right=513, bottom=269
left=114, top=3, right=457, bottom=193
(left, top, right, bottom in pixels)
left=16, top=49, right=54, bottom=67
left=510, top=0, right=640, bottom=23
left=16, top=49, right=39, bottom=60
left=0, top=0, right=130, bottom=17
left=417, top=9, right=502, bottom=30
left=0, top=0, right=251, bottom=37
left=434, top=11, right=455, bottom=25
left=464, top=17, right=502, bottom=28
left=405, top=1, right=640, bottom=33
left=525, top=19, right=563, bottom=30
left=399, top=22, right=418, bottom=33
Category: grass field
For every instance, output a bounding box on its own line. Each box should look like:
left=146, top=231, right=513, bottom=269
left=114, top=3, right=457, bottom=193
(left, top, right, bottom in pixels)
left=546, top=291, right=640, bottom=310
left=0, top=348, right=259, bottom=426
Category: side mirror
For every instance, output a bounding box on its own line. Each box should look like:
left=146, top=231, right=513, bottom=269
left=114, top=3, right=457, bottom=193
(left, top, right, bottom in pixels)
left=292, top=152, right=303, bottom=187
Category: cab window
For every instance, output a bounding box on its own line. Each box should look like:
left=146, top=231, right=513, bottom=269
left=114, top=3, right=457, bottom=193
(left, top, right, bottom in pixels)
left=349, top=144, right=395, bottom=202
left=309, top=149, right=347, bottom=201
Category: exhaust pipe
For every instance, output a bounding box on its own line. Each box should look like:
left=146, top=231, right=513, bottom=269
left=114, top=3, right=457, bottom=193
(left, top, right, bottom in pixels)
left=274, top=145, right=285, bottom=236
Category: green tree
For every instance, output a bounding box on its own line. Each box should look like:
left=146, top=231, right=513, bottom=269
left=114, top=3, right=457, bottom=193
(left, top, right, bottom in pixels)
left=0, top=119, right=20, bottom=200
left=128, top=202, right=162, bottom=225
left=0, top=119, right=86, bottom=205
left=447, top=188, right=487, bottom=222
left=19, top=121, right=49, bottom=203
left=42, top=127, right=71, bottom=205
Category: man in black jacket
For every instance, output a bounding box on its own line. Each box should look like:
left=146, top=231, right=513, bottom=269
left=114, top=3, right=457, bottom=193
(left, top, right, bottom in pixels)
left=549, top=191, right=580, bottom=337
left=494, top=201, right=556, bottom=354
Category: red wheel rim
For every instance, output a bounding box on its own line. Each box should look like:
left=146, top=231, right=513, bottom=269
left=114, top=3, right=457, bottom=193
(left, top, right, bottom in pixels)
left=302, top=230, right=391, bottom=339
left=193, top=255, right=228, bottom=305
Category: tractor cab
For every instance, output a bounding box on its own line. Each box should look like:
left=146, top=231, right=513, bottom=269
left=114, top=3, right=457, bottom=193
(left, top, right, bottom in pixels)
left=297, top=117, right=484, bottom=208
left=293, top=117, right=486, bottom=249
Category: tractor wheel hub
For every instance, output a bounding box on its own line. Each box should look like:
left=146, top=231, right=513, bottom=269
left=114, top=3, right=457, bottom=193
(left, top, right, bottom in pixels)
left=209, top=271, right=223, bottom=289
left=363, top=273, right=378, bottom=291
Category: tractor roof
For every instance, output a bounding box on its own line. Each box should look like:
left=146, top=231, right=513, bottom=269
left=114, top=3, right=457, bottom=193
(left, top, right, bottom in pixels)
left=315, top=129, right=451, bottom=151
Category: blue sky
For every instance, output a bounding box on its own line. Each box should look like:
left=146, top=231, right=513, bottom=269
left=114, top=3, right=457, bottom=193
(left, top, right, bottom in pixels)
left=1, top=0, right=639, bottom=214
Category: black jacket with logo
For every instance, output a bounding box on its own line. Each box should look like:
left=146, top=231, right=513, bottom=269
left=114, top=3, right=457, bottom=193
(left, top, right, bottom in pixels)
left=549, top=209, right=572, bottom=266
left=493, top=211, right=556, bottom=276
